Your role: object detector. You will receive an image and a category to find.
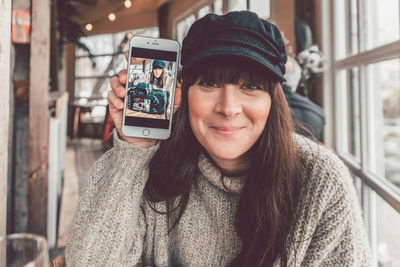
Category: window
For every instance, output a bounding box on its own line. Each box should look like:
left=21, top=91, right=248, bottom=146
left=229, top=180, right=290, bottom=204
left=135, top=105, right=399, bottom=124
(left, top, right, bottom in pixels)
left=175, top=0, right=220, bottom=45
left=227, top=0, right=270, bottom=18
left=74, top=27, right=159, bottom=121
left=362, top=0, right=399, bottom=51
left=366, top=59, right=400, bottom=185
left=325, top=0, right=400, bottom=266
left=176, top=15, right=196, bottom=45
left=174, top=0, right=270, bottom=45
left=248, top=0, right=270, bottom=19
left=227, top=0, right=246, bottom=12
left=336, top=67, right=361, bottom=161
left=76, top=27, right=159, bottom=99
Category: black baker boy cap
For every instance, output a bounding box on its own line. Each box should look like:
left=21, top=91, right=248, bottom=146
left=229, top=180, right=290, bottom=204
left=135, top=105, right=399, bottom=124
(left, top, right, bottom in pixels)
left=181, top=11, right=288, bottom=83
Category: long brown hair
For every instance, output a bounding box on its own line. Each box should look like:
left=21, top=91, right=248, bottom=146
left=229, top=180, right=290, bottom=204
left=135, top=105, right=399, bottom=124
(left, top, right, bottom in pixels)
left=144, top=59, right=301, bottom=266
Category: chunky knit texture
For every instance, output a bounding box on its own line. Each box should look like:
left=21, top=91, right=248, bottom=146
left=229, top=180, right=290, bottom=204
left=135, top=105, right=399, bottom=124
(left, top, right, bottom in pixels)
left=66, top=132, right=372, bottom=266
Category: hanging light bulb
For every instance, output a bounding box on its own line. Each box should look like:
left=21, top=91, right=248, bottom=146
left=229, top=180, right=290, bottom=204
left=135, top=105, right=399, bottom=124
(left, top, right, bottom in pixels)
left=108, top=13, right=116, bottom=21
left=85, top=23, right=93, bottom=31
left=124, top=0, right=132, bottom=8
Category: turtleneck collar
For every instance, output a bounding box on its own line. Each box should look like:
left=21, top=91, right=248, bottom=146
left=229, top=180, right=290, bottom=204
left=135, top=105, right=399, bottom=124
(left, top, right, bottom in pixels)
left=198, top=154, right=246, bottom=194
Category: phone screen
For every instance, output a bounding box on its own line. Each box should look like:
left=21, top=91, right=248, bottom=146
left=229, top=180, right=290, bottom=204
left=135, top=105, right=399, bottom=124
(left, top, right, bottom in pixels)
left=124, top=47, right=177, bottom=129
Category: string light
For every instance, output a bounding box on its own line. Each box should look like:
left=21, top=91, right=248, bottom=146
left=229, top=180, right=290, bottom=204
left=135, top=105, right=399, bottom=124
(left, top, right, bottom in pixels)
left=85, top=23, right=93, bottom=31
left=84, top=2, right=126, bottom=31
left=124, top=0, right=132, bottom=8
left=108, top=13, right=116, bottom=21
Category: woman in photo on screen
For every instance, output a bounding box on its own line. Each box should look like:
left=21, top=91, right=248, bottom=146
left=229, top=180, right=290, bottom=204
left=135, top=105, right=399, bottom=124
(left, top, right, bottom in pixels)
left=150, top=59, right=166, bottom=89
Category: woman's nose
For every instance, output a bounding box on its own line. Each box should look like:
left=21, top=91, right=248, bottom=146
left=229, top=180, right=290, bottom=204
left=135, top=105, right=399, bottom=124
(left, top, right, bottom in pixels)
left=216, top=85, right=242, bottom=119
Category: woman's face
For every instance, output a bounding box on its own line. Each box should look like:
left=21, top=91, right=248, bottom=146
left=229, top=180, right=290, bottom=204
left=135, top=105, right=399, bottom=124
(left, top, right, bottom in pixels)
left=188, top=81, right=272, bottom=172
left=153, top=67, right=163, bottom=79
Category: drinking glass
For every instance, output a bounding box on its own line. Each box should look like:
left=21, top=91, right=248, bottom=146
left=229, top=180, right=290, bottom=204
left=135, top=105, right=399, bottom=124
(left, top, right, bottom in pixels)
left=0, top=233, right=49, bottom=267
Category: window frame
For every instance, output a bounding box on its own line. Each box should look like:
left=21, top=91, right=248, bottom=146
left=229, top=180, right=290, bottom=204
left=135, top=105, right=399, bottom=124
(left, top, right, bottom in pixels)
left=323, top=0, right=400, bottom=213
left=75, top=35, right=128, bottom=100
left=323, top=0, right=400, bottom=265
left=172, top=0, right=220, bottom=43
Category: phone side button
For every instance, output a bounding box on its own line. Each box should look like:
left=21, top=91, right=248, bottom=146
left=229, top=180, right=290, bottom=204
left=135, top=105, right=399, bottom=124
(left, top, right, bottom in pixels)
left=142, top=129, right=150, bottom=136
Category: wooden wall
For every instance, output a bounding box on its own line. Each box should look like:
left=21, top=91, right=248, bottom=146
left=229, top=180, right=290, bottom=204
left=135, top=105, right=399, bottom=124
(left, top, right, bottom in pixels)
left=0, top=0, right=12, bottom=255
left=28, top=0, right=51, bottom=236
left=8, top=0, right=31, bottom=236
left=270, top=0, right=296, bottom=52
left=86, top=10, right=159, bottom=36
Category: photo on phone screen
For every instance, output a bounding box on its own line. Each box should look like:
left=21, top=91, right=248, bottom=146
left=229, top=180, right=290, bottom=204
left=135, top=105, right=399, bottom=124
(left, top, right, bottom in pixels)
left=124, top=47, right=177, bottom=129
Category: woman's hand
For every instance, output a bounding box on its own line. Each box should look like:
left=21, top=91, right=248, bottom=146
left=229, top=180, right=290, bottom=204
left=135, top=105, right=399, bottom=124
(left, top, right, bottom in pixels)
left=108, top=52, right=157, bottom=148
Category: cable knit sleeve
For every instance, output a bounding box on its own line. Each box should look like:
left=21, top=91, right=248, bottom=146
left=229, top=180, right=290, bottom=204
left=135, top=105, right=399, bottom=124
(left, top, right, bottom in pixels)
left=66, top=131, right=159, bottom=266
left=297, top=146, right=372, bottom=266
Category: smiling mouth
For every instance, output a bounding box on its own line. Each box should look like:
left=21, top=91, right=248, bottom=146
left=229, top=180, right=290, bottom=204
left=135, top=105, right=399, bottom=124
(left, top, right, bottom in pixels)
left=210, top=126, right=245, bottom=136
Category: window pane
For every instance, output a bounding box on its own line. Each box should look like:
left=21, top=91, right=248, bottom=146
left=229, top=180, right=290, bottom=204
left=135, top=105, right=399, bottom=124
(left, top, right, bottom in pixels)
left=362, top=0, right=399, bottom=51
left=76, top=56, right=113, bottom=77
left=337, top=68, right=361, bottom=160
left=334, top=0, right=358, bottom=60
left=212, top=0, right=223, bottom=15
left=177, top=15, right=196, bottom=45
left=80, top=105, right=107, bottom=124
left=367, top=59, right=400, bottom=186
left=227, top=0, right=247, bottom=12
left=114, top=32, right=130, bottom=52
left=249, top=0, right=270, bottom=19
left=76, top=34, right=114, bottom=56
left=113, top=53, right=127, bottom=75
left=374, top=191, right=400, bottom=266
left=198, top=5, right=210, bottom=19
left=75, top=77, right=110, bottom=98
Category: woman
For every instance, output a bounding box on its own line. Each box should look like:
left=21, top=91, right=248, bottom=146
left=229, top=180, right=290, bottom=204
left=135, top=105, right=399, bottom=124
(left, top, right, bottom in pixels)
left=66, top=11, right=371, bottom=266
left=150, top=59, right=166, bottom=89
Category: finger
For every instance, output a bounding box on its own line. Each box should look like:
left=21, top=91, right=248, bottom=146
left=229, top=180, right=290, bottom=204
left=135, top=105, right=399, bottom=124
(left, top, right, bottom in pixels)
left=174, top=87, right=181, bottom=108
left=107, top=91, right=124, bottom=110
left=125, top=51, right=129, bottom=61
left=118, top=69, right=128, bottom=86
left=109, top=105, right=122, bottom=133
left=110, top=76, right=126, bottom=98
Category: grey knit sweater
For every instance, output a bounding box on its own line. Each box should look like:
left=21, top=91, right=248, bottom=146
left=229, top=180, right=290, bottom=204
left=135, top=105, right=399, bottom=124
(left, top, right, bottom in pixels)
left=66, top=132, right=372, bottom=266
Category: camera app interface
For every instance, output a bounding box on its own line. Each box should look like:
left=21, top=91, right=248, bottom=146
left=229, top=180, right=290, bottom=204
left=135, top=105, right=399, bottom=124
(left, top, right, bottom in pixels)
left=124, top=47, right=177, bottom=129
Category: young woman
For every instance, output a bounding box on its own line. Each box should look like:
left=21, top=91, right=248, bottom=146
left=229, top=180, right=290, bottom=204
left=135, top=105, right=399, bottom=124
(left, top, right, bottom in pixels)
left=66, top=11, right=371, bottom=266
left=150, top=59, right=166, bottom=89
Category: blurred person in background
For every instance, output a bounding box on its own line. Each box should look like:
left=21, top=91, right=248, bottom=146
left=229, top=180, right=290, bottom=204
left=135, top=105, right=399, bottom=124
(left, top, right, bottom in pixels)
left=283, top=54, right=325, bottom=142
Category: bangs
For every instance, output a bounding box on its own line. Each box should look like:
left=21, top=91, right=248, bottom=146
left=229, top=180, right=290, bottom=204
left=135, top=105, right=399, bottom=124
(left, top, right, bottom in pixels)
left=184, top=56, right=278, bottom=92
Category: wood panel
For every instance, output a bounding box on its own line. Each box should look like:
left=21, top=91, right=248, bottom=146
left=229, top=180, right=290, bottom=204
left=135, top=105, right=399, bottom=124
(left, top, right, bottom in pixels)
left=28, top=0, right=51, bottom=236
left=269, top=0, right=296, bottom=52
left=76, top=0, right=167, bottom=36
left=0, top=0, right=12, bottom=264
left=9, top=0, right=31, bottom=236
left=0, top=0, right=12, bottom=238
left=65, top=43, right=75, bottom=104
left=13, top=106, right=30, bottom=233
left=158, top=2, right=170, bottom=38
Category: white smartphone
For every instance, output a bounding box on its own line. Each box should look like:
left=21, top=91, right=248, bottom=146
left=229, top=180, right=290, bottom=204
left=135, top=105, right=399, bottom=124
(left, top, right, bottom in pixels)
left=122, top=35, right=180, bottom=139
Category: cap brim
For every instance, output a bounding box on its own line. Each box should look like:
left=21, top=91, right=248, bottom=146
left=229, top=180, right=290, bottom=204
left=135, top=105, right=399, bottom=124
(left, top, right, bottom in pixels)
left=183, top=45, right=286, bottom=83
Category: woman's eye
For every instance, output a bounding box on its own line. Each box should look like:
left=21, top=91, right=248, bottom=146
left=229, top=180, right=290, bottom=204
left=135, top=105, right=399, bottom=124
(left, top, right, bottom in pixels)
left=241, top=84, right=262, bottom=90
left=199, top=81, right=219, bottom=88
